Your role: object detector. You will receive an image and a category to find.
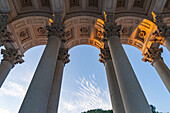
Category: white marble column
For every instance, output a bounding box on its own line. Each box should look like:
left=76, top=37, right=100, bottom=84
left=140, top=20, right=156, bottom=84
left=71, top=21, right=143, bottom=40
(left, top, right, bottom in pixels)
left=0, top=48, right=24, bottom=87
left=103, top=23, right=152, bottom=113
left=99, top=46, right=125, bottom=113
left=19, top=13, right=65, bottom=113
left=46, top=47, right=70, bottom=113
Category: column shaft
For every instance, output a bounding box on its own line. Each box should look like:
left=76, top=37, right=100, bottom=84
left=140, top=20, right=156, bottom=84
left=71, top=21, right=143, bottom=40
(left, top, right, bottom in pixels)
left=108, top=36, right=152, bottom=113
left=152, top=59, right=170, bottom=92
left=105, top=59, right=125, bottom=113
left=0, top=61, right=13, bottom=87
left=165, top=36, right=170, bottom=51
left=19, top=36, right=61, bottom=113
left=46, top=60, right=65, bottom=113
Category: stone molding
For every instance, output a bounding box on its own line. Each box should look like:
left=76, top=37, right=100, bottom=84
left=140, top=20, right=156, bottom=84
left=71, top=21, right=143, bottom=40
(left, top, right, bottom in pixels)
left=1, top=48, right=24, bottom=66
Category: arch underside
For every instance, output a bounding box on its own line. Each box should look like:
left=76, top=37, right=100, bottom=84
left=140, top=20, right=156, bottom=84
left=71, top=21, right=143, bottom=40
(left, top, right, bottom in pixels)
left=5, top=0, right=170, bottom=55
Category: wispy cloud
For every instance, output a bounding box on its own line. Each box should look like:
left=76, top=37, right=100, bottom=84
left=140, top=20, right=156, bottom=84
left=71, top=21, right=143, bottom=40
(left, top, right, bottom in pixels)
left=59, top=75, right=112, bottom=113
left=0, top=81, right=26, bottom=98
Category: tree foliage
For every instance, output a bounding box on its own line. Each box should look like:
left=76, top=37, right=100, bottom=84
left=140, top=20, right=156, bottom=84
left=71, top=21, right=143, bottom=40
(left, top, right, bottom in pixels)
left=82, top=105, right=159, bottom=113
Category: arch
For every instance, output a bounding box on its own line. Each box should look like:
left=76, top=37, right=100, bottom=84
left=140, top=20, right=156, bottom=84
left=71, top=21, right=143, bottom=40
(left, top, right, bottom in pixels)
left=7, top=15, right=159, bottom=55
left=8, top=16, right=49, bottom=53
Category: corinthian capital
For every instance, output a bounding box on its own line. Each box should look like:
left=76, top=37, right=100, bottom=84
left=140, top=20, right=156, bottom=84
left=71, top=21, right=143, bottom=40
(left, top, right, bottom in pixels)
left=103, top=22, right=121, bottom=38
left=99, top=42, right=111, bottom=63
left=46, top=12, right=65, bottom=38
left=155, top=13, right=170, bottom=38
left=58, top=48, right=70, bottom=64
left=0, top=12, right=9, bottom=25
left=142, top=43, right=163, bottom=64
left=0, top=12, right=13, bottom=46
left=1, top=48, right=24, bottom=66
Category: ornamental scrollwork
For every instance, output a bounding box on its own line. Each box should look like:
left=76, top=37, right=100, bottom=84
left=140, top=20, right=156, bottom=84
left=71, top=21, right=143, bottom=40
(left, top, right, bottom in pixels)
left=1, top=48, right=24, bottom=66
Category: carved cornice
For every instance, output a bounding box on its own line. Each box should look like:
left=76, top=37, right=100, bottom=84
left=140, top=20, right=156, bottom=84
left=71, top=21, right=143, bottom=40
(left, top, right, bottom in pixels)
left=58, top=48, right=70, bottom=64
left=142, top=43, right=163, bottom=64
left=1, top=48, right=24, bottom=66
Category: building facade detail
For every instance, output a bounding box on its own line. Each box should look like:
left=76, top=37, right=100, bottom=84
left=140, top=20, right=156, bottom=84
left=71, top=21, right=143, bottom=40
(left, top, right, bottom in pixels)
left=0, top=0, right=169, bottom=113
left=1, top=48, right=24, bottom=65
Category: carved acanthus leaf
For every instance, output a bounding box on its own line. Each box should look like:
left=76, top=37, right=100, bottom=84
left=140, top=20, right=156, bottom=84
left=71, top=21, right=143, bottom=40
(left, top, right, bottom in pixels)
left=0, top=13, right=13, bottom=46
left=142, top=43, right=163, bottom=63
left=155, top=13, right=170, bottom=38
left=46, top=12, right=65, bottom=38
left=1, top=48, right=24, bottom=66
left=103, top=22, right=121, bottom=38
left=58, top=48, right=70, bottom=64
left=99, top=43, right=111, bottom=63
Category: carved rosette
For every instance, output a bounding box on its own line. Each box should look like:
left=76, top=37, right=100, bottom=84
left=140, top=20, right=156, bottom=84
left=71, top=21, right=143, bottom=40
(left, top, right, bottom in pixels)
left=1, top=48, right=24, bottom=66
left=99, top=46, right=111, bottom=63
left=58, top=48, right=70, bottom=64
left=142, top=44, right=163, bottom=64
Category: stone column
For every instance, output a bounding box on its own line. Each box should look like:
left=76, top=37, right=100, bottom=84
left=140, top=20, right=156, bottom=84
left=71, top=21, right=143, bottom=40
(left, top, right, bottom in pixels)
left=143, top=43, right=170, bottom=92
left=155, top=13, right=170, bottom=51
left=0, top=12, right=22, bottom=87
left=164, top=36, right=170, bottom=51
left=19, top=12, right=65, bottom=113
left=103, top=22, right=152, bottom=113
left=0, top=48, right=24, bottom=87
left=46, top=47, right=70, bottom=113
left=99, top=46, right=125, bottom=113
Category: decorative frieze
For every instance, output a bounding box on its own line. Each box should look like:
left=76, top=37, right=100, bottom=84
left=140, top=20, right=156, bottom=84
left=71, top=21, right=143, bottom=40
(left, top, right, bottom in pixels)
left=1, top=48, right=24, bottom=66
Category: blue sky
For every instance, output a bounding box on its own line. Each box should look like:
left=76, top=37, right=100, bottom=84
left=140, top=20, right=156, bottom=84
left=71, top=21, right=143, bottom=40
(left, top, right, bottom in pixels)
left=0, top=44, right=169, bottom=113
